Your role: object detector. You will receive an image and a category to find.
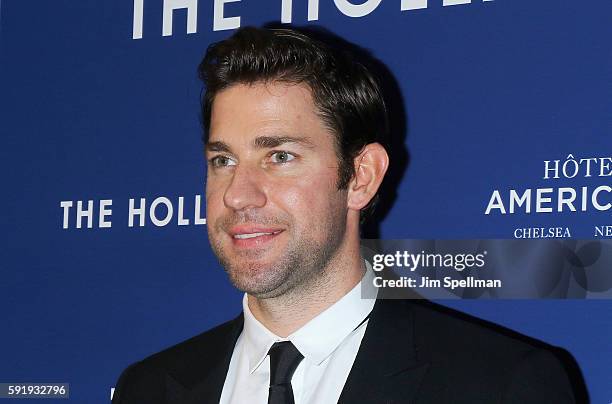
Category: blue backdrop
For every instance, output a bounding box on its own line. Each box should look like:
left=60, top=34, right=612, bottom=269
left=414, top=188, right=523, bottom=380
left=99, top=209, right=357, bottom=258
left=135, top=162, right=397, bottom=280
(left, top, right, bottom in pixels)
left=1, top=0, right=610, bottom=402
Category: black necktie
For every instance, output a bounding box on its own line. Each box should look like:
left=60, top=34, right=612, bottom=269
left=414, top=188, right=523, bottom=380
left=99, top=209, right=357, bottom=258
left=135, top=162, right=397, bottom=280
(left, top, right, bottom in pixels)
left=267, top=341, right=304, bottom=404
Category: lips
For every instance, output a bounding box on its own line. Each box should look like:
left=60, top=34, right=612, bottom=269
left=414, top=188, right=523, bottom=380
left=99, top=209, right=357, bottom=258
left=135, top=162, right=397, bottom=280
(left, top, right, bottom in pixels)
left=228, top=225, right=285, bottom=247
left=233, top=231, right=282, bottom=239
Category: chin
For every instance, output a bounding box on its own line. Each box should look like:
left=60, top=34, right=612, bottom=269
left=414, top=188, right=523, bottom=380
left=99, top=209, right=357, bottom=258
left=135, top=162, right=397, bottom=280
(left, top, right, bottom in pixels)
left=226, top=260, right=285, bottom=290
left=229, top=274, right=288, bottom=297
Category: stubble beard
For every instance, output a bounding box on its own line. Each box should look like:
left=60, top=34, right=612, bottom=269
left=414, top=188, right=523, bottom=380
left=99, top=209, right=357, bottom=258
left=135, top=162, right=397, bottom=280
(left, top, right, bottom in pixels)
left=209, top=205, right=347, bottom=301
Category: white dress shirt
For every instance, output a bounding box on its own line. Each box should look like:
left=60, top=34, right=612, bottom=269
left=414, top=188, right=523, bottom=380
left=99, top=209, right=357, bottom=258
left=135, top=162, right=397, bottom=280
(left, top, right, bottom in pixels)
left=219, top=263, right=377, bottom=404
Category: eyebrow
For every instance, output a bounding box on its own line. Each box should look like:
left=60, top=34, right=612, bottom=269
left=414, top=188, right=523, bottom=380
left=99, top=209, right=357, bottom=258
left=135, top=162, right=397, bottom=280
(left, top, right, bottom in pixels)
left=205, top=135, right=315, bottom=153
left=253, top=135, right=315, bottom=149
left=205, top=141, right=232, bottom=153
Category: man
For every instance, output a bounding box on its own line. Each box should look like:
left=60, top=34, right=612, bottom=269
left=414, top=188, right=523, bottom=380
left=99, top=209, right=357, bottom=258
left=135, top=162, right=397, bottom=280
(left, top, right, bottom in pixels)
left=112, top=27, right=577, bottom=403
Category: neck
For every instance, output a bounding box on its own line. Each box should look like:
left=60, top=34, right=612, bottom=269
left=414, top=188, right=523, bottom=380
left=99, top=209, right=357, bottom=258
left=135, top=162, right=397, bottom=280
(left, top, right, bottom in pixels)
left=247, top=221, right=364, bottom=337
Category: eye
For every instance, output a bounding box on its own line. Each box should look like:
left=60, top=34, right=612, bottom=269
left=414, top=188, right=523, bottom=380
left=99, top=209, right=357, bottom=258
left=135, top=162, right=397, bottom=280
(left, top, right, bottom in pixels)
left=209, top=155, right=237, bottom=168
left=269, top=151, right=296, bottom=164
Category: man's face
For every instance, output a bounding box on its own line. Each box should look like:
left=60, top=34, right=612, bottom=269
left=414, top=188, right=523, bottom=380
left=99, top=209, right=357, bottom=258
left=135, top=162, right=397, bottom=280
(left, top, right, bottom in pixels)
left=205, top=82, right=349, bottom=298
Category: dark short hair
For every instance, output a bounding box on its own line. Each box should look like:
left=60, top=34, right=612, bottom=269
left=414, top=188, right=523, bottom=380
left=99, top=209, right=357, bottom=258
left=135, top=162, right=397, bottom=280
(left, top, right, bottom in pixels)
left=198, top=26, right=389, bottom=222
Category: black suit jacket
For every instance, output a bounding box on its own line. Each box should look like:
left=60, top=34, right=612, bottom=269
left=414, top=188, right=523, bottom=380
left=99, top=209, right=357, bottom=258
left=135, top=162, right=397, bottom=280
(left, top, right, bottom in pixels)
left=112, top=298, right=578, bottom=403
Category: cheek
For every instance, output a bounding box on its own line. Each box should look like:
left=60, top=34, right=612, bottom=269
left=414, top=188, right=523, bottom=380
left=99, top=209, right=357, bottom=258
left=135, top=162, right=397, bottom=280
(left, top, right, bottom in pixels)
left=205, top=181, right=226, bottom=219
left=270, top=170, right=343, bottom=223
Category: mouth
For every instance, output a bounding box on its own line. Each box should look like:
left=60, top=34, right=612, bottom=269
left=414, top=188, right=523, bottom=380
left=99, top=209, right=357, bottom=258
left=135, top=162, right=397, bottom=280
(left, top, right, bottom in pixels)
left=233, top=230, right=283, bottom=239
left=228, top=227, right=285, bottom=248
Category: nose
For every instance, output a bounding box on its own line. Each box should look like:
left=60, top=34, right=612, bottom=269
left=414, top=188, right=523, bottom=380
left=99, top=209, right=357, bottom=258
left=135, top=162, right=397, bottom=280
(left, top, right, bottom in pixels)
left=223, top=165, right=267, bottom=211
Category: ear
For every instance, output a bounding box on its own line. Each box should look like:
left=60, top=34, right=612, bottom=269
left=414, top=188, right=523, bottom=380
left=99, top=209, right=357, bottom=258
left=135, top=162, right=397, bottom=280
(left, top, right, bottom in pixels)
left=347, top=143, right=389, bottom=212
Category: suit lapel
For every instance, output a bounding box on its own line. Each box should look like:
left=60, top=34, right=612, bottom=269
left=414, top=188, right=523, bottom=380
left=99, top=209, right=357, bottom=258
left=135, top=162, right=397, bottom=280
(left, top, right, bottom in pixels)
left=338, top=299, right=430, bottom=404
left=174, top=314, right=244, bottom=404
left=170, top=299, right=429, bottom=403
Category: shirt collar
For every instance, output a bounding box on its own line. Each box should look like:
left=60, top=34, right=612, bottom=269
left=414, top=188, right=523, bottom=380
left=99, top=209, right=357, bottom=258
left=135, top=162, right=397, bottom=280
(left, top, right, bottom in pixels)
left=241, top=294, right=282, bottom=374
left=242, top=261, right=377, bottom=373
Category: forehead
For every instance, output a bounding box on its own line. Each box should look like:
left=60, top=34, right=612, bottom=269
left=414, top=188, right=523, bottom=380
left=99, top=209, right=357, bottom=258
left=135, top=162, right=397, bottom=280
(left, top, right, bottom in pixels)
left=208, top=81, right=333, bottom=146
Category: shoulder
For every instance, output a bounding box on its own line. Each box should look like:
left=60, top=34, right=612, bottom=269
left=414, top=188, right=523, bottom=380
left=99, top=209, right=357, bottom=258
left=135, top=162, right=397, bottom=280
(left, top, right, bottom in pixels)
left=141, top=315, right=241, bottom=372
left=405, top=299, right=560, bottom=360
left=379, top=299, right=578, bottom=401
left=112, top=315, right=242, bottom=404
